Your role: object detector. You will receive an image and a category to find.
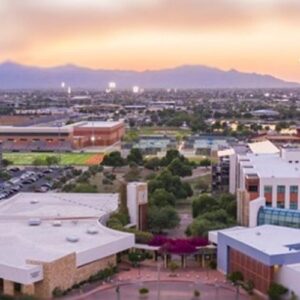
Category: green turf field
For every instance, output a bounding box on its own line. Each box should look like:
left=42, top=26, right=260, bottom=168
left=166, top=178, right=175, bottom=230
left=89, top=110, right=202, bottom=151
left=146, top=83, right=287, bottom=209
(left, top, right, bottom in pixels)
left=3, top=152, right=103, bottom=166
left=124, top=127, right=191, bottom=142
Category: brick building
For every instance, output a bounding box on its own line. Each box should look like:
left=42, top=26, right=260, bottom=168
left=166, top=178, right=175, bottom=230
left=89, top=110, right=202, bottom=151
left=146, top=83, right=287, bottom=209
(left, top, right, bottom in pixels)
left=213, top=225, right=300, bottom=297
left=0, top=120, right=124, bottom=151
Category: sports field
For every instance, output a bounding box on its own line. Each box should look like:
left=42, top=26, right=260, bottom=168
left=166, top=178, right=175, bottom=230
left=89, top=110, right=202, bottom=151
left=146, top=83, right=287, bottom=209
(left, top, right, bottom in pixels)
left=3, top=152, right=104, bottom=166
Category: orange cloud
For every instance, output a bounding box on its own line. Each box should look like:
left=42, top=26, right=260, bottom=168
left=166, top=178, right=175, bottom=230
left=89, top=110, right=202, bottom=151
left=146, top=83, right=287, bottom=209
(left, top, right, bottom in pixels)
left=1, top=0, right=300, bottom=81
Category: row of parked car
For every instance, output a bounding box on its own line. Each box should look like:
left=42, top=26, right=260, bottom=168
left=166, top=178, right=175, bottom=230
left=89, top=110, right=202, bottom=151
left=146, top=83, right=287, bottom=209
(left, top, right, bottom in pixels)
left=0, top=168, right=55, bottom=200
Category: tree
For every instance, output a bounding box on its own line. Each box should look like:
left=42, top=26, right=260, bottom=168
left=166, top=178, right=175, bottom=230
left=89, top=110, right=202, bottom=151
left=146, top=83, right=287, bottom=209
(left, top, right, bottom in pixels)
left=187, top=218, right=223, bottom=237
left=188, top=209, right=236, bottom=236
left=148, top=205, right=180, bottom=233
left=33, top=158, right=45, bottom=166
left=199, top=158, right=211, bottom=167
left=145, top=157, right=161, bottom=170
left=267, top=282, right=288, bottom=300
left=150, top=189, right=176, bottom=207
left=148, top=169, right=193, bottom=200
left=219, top=193, right=237, bottom=219
left=168, top=261, right=179, bottom=275
left=101, top=151, right=126, bottom=168
left=128, top=251, right=146, bottom=267
left=227, top=271, right=244, bottom=300
left=73, top=183, right=98, bottom=193
left=1, top=159, right=12, bottom=167
left=0, top=171, right=11, bottom=181
left=127, top=148, right=143, bottom=165
left=161, top=149, right=182, bottom=166
left=192, top=194, right=218, bottom=218
left=168, top=158, right=192, bottom=177
left=45, top=155, right=60, bottom=166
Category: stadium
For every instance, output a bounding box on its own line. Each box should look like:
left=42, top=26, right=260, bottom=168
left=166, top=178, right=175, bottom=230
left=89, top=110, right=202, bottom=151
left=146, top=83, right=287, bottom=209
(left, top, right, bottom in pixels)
left=0, top=120, right=125, bottom=152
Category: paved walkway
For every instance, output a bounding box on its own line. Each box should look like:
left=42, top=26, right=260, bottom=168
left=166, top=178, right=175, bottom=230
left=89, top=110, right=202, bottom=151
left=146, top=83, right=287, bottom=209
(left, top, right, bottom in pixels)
left=65, top=264, right=249, bottom=300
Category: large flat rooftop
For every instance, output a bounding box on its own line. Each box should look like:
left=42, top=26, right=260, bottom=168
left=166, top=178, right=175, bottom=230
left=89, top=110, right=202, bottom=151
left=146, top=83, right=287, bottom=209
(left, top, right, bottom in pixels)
left=240, top=153, right=300, bottom=178
left=77, top=121, right=123, bottom=128
left=221, top=225, right=300, bottom=256
left=0, top=120, right=124, bottom=133
left=0, top=193, right=134, bottom=284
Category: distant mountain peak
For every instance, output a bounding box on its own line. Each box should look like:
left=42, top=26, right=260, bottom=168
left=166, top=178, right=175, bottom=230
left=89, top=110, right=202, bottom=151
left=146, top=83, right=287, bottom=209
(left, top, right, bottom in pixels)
left=0, top=62, right=298, bottom=89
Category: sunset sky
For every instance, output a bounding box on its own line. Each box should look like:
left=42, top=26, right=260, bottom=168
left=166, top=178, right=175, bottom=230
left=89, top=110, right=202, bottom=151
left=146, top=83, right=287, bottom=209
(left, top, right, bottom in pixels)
left=1, top=0, right=300, bottom=81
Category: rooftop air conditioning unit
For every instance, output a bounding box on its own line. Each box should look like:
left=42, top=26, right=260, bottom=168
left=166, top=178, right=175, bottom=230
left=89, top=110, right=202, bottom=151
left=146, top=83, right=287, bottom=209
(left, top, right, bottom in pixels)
left=87, top=226, right=99, bottom=235
left=30, top=199, right=39, bottom=204
left=66, top=236, right=79, bottom=243
left=28, top=218, right=42, bottom=226
left=52, top=220, right=62, bottom=227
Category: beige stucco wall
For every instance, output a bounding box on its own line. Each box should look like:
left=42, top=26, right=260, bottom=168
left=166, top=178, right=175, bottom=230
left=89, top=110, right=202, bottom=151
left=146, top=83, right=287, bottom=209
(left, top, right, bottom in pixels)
left=75, top=254, right=116, bottom=283
left=3, top=280, right=14, bottom=296
left=30, top=253, right=116, bottom=299
left=22, top=283, right=35, bottom=295
left=34, top=253, right=77, bottom=299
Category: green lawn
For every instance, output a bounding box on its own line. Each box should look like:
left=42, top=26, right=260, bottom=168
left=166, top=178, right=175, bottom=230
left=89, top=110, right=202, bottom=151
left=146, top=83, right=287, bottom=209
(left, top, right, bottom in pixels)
left=3, top=152, right=102, bottom=166
left=124, top=127, right=192, bottom=141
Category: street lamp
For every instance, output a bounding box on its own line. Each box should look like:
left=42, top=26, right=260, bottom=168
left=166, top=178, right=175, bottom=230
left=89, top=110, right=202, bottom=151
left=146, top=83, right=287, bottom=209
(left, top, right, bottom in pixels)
left=137, top=254, right=142, bottom=278
left=91, top=135, right=95, bottom=147
left=114, top=277, right=121, bottom=300
left=157, top=261, right=161, bottom=300
left=214, top=279, right=220, bottom=300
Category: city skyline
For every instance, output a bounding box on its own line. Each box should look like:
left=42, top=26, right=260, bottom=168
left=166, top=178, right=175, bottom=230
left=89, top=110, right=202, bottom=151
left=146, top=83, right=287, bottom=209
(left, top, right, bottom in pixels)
left=1, top=0, right=300, bottom=82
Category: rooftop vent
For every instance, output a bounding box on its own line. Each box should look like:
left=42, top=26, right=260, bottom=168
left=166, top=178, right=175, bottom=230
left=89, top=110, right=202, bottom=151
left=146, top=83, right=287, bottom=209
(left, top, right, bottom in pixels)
left=52, top=220, right=62, bottom=227
left=256, top=231, right=261, bottom=236
left=28, top=218, right=42, bottom=226
left=87, top=226, right=99, bottom=235
left=30, top=199, right=39, bottom=204
left=66, top=236, right=79, bottom=243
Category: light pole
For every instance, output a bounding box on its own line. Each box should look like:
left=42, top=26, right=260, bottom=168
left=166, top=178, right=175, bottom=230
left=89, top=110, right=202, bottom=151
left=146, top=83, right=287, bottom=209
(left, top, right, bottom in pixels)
left=214, top=279, right=220, bottom=300
left=157, top=261, right=161, bottom=300
left=137, top=254, right=142, bottom=278
left=115, top=277, right=121, bottom=300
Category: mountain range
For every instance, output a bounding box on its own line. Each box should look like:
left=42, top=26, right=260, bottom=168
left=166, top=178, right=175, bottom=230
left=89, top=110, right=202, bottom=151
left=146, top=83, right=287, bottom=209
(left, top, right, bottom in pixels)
left=0, top=61, right=298, bottom=89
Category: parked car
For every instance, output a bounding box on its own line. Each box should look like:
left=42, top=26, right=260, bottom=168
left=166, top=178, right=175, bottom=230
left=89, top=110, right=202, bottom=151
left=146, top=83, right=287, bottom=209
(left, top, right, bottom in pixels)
left=9, top=167, right=20, bottom=173
left=43, top=169, right=53, bottom=174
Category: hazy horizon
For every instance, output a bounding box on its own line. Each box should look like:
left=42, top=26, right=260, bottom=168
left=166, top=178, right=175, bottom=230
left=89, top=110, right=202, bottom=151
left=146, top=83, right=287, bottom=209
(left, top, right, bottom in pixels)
left=2, top=0, right=300, bottom=82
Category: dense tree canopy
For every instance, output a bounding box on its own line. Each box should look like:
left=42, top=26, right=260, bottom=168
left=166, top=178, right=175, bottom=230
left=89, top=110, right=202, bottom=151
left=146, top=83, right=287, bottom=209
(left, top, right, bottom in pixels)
left=148, top=169, right=193, bottom=199
left=101, top=151, right=126, bottom=167
left=149, top=189, right=176, bottom=207
left=127, top=148, right=144, bottom=165
left=148, top=205, right=180, bottom=233
left=168, top=158, right=192, bottom=177
left=188, top=193, right=237, bottom=237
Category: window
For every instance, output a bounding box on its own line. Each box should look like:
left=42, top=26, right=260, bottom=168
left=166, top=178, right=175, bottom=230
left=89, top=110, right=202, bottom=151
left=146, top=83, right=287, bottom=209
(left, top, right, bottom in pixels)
left=290, top=186, right=298, bottom=194
left=248, top=185, right=258, bottom=192
left=277, top=203, right=285, bottom=209
left=264, top=186, right=272, bottom=194
left=277, top=185, right=285, bottom=194
left=290, top=203, right=298, bottom=210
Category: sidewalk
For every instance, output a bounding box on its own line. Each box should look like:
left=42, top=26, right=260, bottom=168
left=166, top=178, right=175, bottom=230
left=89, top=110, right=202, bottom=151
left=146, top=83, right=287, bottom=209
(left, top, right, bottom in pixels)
left=65, top=264, right=229, bottom=300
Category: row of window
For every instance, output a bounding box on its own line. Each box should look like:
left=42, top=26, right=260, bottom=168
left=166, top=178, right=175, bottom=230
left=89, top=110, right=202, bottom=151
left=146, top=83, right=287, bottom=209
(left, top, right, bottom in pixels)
left=264, top=185, right=299, bottom=194
left=258, top=207, right=300, bottom=227
left=266, top=202, right=298, bottom=210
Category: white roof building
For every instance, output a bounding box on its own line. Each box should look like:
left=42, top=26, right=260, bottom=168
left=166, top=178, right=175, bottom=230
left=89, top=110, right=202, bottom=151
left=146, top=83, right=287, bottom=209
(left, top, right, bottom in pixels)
left=0, top=193, right=134, bottom=285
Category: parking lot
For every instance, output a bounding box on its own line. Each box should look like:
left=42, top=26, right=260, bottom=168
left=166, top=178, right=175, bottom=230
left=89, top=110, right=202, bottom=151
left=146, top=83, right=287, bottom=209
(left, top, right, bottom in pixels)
left=0, top=166, right=76, bottom=201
